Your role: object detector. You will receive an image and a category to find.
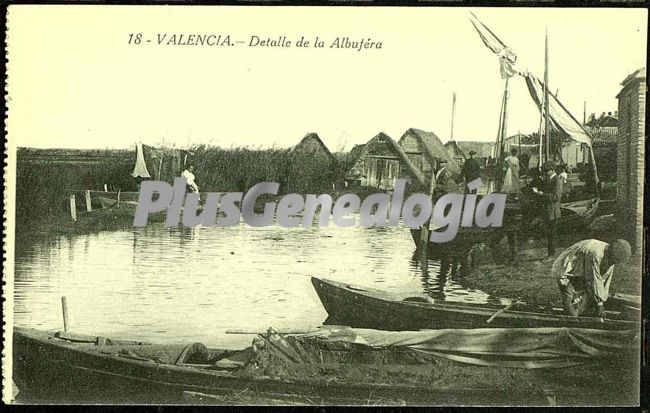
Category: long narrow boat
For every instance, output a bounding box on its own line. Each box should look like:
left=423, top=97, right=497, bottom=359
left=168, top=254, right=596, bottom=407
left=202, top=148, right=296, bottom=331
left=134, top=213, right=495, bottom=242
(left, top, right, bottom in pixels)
left=11, top=328, right=441, bottom=405
left=311, top=277, right=638, bottom=331
left=12, top=325, right=639, bottom=406
left=11, top=327, right=575, bottom=405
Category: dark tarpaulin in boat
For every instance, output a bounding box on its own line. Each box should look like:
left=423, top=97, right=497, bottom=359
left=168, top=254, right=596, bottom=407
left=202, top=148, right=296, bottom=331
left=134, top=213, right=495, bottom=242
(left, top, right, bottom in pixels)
left=257, top=326, right=638, bottom=369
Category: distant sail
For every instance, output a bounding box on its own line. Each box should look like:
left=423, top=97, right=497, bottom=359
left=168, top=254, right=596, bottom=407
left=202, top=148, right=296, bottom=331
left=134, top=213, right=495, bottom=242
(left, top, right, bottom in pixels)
left=131, top=142, right=151, bottom=178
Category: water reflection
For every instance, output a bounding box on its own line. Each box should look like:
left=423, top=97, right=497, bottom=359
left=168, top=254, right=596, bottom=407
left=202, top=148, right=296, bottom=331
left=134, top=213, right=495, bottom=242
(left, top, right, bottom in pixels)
left=14, top=221, right=503, bottom=348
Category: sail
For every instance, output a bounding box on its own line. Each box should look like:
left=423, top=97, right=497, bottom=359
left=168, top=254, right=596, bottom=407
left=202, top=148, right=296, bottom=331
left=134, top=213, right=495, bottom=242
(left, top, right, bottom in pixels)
left=469, top=13, right=522, bottom=79
left=524, top=73, right=593, bottom=147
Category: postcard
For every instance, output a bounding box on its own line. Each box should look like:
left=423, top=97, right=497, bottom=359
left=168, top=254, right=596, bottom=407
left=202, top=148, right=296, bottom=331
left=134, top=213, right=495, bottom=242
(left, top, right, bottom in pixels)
left=3, top=5, right=647, bottom=406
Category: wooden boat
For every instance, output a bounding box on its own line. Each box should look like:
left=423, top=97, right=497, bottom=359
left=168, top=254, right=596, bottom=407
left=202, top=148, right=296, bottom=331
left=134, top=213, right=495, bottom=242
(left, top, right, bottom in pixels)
left=98, top=196, right=139, bottom=210
left=13, top=324, right=641, bottom=406
left=311, top=277, right=638, bottom=331
left=11, top=327, right=571, bottom=405
left=408, top=196, right=599, bottom=255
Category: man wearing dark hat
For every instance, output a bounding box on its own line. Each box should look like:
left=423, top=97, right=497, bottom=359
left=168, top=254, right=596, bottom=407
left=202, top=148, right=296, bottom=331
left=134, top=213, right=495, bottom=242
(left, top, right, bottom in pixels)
left=434, top=158, right=453, bottom=197
left=461, top=150, right=482, bottom=194
left=552, top=239, right=631, bottom=318
left=532, top=160, right=563, bottom=256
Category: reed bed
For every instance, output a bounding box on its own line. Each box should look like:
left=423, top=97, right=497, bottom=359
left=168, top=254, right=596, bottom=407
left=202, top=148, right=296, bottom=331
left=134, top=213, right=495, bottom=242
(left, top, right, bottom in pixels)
left=189, top=144, right=340, bottom=194
left=16, top=145, right=347, bottom=228
left=15, top=154, right=136, bottom=227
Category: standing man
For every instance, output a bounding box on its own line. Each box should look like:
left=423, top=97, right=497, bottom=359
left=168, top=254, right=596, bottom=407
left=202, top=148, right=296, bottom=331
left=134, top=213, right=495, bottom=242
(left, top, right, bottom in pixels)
left=461, top=150, right=481, bottom=194
left=533, top=161, right=562, bottom=256
left=434, top=158, right=458, bottom=197
left=552, top=239, right=631, bottom=318
left=182, top=165, right=200, bottom=194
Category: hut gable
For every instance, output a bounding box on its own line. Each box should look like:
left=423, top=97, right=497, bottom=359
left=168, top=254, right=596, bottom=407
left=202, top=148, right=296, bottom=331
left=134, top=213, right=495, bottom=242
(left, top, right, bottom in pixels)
left=287, top=133, right=337, bottom=192
left=292, top=133, right=336, bottom=162
left=347, top=132, right=425, bottom=191
left=455, top=141, right=494, bottom=160
left=399, top=128, right=461, bottom=178
left=443, top=141, right=466, bottom=163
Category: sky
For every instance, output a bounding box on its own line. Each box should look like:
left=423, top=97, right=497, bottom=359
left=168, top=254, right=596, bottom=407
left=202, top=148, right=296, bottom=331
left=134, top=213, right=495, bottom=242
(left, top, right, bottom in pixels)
left=7, top=6, right=648, bottom=151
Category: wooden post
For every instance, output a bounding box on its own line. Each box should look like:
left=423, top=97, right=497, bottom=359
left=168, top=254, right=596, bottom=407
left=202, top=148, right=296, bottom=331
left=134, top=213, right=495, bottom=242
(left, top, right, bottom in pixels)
left=117, top=189, right=121, bottom=207
left=69, top=195, right=77, bottom=222
left=85, top=190, right=92, bottom=212
left=501, top=78, right=510, bottom=158
left=420, top=169, right=438, bottom=269
left=104, top=184, right=108, bottom=192
left=61, top=296, right=69, bottom=332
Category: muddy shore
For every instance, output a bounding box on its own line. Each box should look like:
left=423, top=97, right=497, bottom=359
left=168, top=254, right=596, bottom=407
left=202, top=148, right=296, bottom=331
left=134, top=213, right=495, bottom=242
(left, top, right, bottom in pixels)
left=462, top=214, right=642, bottom=309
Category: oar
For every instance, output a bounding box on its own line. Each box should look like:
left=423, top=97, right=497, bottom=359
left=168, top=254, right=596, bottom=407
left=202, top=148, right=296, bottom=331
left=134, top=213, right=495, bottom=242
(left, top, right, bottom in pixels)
left=487, top=301, right=519, bottom=324
left=225, top=328, right=316, bottom=335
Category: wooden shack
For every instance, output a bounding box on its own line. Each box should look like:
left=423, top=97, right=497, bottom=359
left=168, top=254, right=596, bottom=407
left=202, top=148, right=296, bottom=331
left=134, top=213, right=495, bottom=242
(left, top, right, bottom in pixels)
left=347, top=132, right=425, bottom=191
left=399, top=128, right=461, bottom=181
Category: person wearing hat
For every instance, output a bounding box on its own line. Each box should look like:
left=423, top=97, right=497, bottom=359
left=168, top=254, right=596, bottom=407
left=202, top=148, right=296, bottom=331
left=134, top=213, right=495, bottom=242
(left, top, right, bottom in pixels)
left=552, top=239, right=631, bottom=318
left=532, top=160, right=563, bottom=256
left=433, top=158, right=452, bottom=197
left=461, top=150, right=482, bottom=194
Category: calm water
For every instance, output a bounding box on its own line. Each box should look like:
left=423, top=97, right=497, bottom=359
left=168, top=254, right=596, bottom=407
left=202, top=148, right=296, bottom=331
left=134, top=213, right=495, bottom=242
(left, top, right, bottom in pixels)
left=14, top=220, right=505, bottom=348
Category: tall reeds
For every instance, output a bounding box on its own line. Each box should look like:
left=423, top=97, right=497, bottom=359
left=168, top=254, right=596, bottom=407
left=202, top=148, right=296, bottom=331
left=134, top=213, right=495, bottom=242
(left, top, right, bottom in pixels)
left=16, top=144, right=344, bottom=228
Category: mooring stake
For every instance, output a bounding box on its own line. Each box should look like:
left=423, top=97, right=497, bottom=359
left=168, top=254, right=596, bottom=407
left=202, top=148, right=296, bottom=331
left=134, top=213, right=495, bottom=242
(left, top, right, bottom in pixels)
left=61, top=296, right=69, bottom=332
left=85, top=190, right=92, bottom=212
left=69, top=195, right=77, bottom=222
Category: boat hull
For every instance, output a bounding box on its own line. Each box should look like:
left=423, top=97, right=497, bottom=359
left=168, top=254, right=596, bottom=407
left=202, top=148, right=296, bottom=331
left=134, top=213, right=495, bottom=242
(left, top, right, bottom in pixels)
left=12, top=328, right=529, bottom=405
left=311, top=277, right=637, bottom=331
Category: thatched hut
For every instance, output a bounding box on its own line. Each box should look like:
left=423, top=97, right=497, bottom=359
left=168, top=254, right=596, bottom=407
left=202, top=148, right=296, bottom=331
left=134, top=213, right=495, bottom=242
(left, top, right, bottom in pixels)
left=286, top=133, right=338, bottom=192
left=455, top=141, right=495, bottom=163
left=443, top=140, right=466, bottom=163
left=346, top=132, right=425, bottom=191
left=399, top=128, right=461, bottom=181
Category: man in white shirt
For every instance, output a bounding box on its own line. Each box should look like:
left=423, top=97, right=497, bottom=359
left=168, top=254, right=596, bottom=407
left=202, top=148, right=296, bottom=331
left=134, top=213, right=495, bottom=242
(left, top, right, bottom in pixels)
left=181, top=165, right=199, bottom=193
left=552, top=238, right=631, bottom=318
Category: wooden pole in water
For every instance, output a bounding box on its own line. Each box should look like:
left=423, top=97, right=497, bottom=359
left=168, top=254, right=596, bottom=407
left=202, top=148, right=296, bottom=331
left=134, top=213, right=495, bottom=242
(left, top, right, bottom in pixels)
left=69, top=195, right=77, bottom=222
left=85, top=190, right=92, bottom=212
left=104, top=184, right=108, bottom=192
left=419, top=168, right=437, bottom=269
left=61, top=296, right=69, bottom=332
left=117, top=189, right=121, bottom=207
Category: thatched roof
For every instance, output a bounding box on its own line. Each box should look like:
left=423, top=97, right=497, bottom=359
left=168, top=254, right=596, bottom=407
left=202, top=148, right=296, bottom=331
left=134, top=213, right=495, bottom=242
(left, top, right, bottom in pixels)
left=504, top=133, right=538, bottom=145
left=349, top=143, right=366, bottom=162
left=356, top=132, right=426, bottom=187
left=292, top=133, right=336, bottom=162
left=400, top=128, right=461, bottom=176
left=455, top=140, right=494, bottom=159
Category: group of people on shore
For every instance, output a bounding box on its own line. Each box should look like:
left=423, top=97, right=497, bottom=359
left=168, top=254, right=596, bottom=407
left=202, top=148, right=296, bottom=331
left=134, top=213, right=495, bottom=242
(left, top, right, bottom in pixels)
left=453, top=149, right=632, bottom=320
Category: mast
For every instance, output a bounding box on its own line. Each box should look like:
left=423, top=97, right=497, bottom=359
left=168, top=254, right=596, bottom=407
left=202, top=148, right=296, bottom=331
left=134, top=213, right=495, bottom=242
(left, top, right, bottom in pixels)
left=450, top=92, right=457, bottom=141
left=494, top=79, right=510, bottom=162
left=544, top=26, right=551, bottom=162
